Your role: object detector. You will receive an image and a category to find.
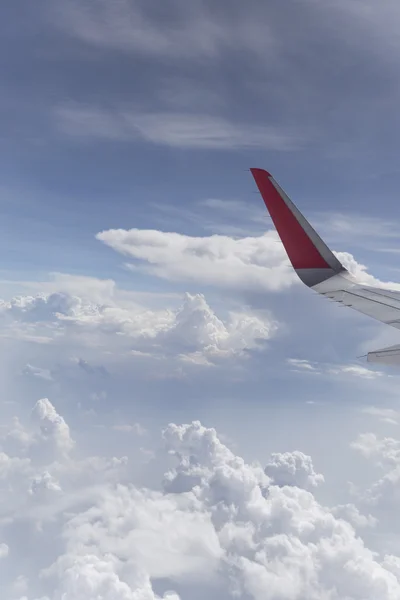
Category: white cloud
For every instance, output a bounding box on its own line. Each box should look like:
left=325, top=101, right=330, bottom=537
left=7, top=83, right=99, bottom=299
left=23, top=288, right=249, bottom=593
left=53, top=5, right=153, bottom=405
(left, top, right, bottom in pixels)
left=2, top=405, right=400, bottom=598
left=351, top=433, right=400, bottom=467
left=29, top=471, right=62, bottom=497
left=349, top=431, right=400, bottom=544
left=0, top=543, right=8, bottom=559
left=96, top=228, right=296, bottom=292
left=287, top=358, right=320, bottom=373
left=97, top=227, right=400, bottom=298
left=362, top=407, right=399, bottom=425
left=287, top=358, right=384, bottom=381
left=264, top=450, right=324, bottom=490
left=55, top=105, right=301, bottom=151
left=332, top=503, right=377, bottom=529
left=335, top=251, right=400, bottom=290
left=328, top=364, right=384, bottom=380
left=113, top=423, right=147, bottom=436
left=22, top=364, right=53, bottom=382
left=31, top=398, right=75, bottom=455
left=0, top=289, right=275, bottom=371
left=157, top=293, right=276, bottom=359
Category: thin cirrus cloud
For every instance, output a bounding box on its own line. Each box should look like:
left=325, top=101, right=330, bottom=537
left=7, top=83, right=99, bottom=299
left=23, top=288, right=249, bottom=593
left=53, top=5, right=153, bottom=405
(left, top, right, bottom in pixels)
left=53, top=0, right=278, bottom=60
left=54, top=0, right=400, bottom=69
left=286, top=358, right=386, bottom=381
left=54, top=105, right=303, bottom=151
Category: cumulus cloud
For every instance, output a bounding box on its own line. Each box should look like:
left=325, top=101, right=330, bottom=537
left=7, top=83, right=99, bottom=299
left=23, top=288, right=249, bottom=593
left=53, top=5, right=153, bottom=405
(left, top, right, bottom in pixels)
left=96, top=227, right=400, bottom=297
left=351, top=433, right=400, bottom=467
left=335, top=252, right=400, bottom=290
left=264, top=450, right=324, bottom=490
left=0, top=289, right=275, bottom=371
left=31, top=398, right=74, bottom=456
left=348, top=431, right=400, bottom=549
left=332, top=503, right=377, bottom=529
left=157, top=293, right=275, bottom=360
left=0, top=398, right=74, bottom=462
left=1, top=406, right=400, bottom=599
left=29, top=470, right=62, bottom=498
left=96, top=228, right=297, bottom=292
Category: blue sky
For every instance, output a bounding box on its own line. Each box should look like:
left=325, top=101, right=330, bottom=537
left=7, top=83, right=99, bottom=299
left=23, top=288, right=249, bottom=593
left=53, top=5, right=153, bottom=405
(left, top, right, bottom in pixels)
left=2, top=0, right=400, bottom=281
left=3, top=2, right=400, bottom=599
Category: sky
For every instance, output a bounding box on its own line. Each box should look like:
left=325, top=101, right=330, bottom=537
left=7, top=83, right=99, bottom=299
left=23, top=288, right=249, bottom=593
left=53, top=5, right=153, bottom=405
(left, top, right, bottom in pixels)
left=4, top=1, right=400, bottom=598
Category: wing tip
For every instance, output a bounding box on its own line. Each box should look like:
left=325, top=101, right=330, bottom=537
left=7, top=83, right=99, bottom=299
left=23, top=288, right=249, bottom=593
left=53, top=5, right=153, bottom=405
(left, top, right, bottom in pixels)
left=250, top=167, right=272, bottom=179
left=250, top=166, right=345, bottom=281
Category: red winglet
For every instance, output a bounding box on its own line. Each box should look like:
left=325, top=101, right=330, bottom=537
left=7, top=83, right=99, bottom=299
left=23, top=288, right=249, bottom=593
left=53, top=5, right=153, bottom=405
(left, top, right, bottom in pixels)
left=250, top=168, right=330, bottom=270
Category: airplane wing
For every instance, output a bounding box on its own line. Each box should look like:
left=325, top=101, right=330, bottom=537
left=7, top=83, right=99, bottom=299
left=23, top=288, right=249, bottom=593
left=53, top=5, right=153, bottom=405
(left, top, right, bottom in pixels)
left=250, top=168, right=400, bottom=366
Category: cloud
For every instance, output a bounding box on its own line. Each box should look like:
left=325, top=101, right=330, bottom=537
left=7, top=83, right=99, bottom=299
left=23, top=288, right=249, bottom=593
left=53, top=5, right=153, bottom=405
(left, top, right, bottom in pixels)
left=287, top=358, right=385, bottom=381
left=112, top=423, right=147, bottom=436
left=362, top=407, right=399, bottom=425
left=328, top=364, right=384, bottom=380
left=287, top=358, right=320, bottom=373
left=97, top=227, right=400, bottom=299
left=96, top=228, right=296, bottom=292
left=335, top=252, right=400, bottom=289
left=157, top=293, right=276, bottom=360
left=318, top=212, right=400, bottom=243
left=31, top=398, right=74, bottom=455
left=29, top=470, right=62, bottom=497
left=55, top=105, right=301, bottom=151
left=351, top=433, right=400, bottom=468
left=54, top=0, right=277, bottom=60
left=22, top=364, right=54, bottom=382
left=264, top=450, right=324, bottom=490
left=332, top=503, right=377, bottom=529
left=2, top=404, right=400, bottom=598
left=349, top=431, right=400, bottom=543
left=55, top=0, right=400, bottom=75
left=0, top=288, right=276, bottom=379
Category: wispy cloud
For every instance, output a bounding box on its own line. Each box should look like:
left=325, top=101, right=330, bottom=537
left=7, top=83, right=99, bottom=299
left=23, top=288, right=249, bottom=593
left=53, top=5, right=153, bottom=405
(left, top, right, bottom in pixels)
left=147, top=197, right=270, bottom=238
left=361, top=406, right=399, bottom=425
left=54, top=104, right=303, bottom=151
left=287, top=358, right=385, bottom=380
left=287, top=358, right=320, bottom=374
left=328, top=364, right=384, bottom=380
left=54, top=0, right=277, bottom=60
left=316, top=212, right=400, bottom=244
left=201, top=198, right=266, bottom=224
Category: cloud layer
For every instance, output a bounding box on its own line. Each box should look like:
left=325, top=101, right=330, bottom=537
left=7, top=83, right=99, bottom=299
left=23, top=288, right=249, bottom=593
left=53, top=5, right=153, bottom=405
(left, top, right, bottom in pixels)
left=0, top=287, right=276, bottom=382
left=2, top=405, right=400, bottom=599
